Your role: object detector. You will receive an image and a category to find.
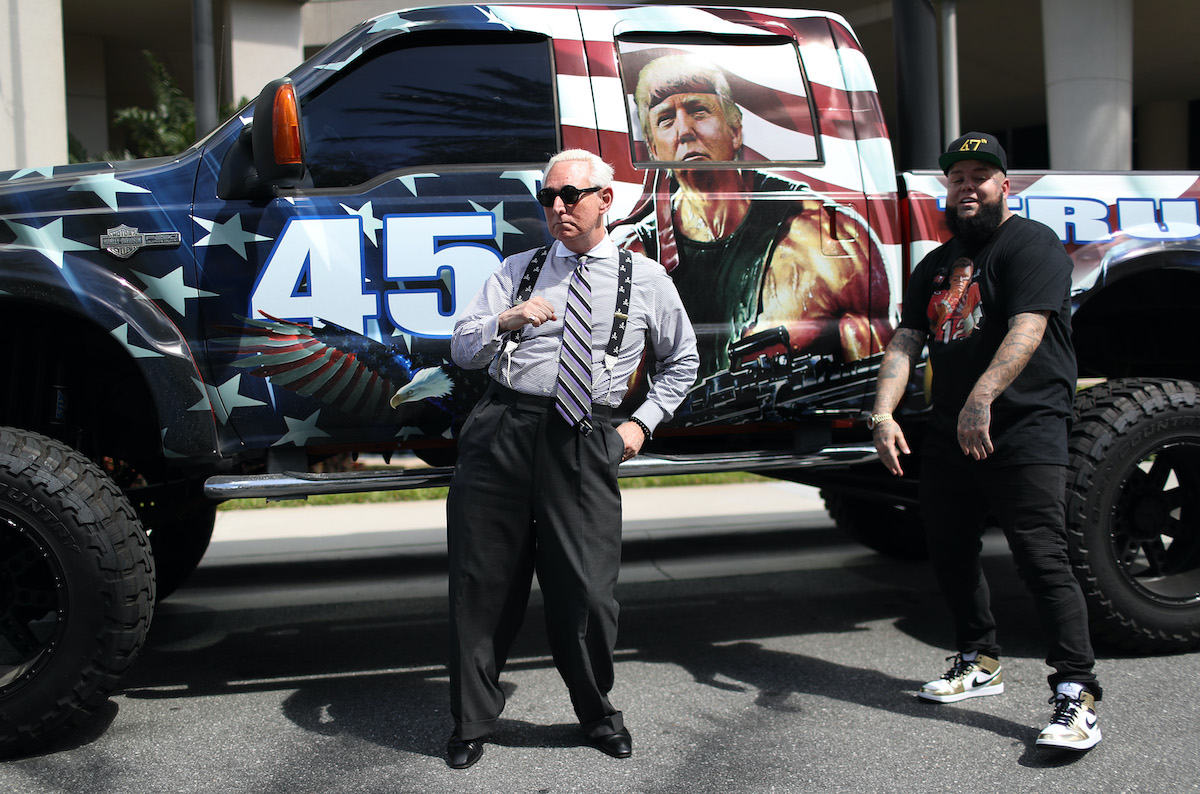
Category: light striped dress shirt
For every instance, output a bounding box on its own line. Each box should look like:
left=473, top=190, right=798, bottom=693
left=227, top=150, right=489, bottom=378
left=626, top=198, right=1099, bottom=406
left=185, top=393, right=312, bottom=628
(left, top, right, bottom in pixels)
left=451, top=237, right=699, bottom=432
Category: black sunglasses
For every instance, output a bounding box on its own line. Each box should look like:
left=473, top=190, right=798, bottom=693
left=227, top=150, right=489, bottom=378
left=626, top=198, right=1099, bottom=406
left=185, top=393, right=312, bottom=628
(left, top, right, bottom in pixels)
left=536, top=185, right=602, bottom=207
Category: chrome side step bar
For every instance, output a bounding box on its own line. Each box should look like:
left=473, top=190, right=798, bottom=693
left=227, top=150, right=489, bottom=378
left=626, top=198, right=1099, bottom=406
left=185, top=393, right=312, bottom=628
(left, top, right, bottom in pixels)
left=203, top=444, right=878, bottom=502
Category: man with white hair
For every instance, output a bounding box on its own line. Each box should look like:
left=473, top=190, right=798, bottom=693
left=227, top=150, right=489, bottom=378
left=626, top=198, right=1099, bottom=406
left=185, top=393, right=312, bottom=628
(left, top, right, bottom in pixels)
left=444, top=149, right=698, bottom=768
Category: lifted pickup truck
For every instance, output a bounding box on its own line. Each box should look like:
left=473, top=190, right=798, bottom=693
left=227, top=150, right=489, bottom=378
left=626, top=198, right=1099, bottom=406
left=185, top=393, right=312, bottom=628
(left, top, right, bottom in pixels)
left=2, top=3, right=1198, bottom=755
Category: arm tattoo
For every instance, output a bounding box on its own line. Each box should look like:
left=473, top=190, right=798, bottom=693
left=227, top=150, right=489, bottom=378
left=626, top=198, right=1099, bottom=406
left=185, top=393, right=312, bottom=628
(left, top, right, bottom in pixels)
left=973, top=312, right=1049, bottom=401
left=873, top=328, right=926, bottom=413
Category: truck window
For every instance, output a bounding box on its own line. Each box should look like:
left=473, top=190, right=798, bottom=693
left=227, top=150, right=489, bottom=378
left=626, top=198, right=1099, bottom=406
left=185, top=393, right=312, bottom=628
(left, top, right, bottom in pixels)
left=617, top=34, right=820, bottom=167
left=300, top=32, right=557, bottom=188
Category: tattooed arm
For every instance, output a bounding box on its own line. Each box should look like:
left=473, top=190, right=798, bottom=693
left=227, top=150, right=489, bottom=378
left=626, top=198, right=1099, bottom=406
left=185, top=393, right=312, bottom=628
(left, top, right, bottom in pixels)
left=957, top=310, right=1050, bottom=460
left=871, top=327, right=926, bottom=476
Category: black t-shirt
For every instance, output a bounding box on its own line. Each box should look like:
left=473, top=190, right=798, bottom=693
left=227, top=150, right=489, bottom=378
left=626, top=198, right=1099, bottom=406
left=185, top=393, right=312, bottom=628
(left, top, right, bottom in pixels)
left=899, top=215, right=1076, bottom=465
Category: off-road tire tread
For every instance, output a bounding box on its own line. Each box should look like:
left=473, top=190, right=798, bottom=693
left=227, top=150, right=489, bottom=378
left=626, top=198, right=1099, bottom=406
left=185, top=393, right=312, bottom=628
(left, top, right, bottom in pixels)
left=0, top=427, right=154, bottom=757
left=1066, top=378, right=1200, bottom=652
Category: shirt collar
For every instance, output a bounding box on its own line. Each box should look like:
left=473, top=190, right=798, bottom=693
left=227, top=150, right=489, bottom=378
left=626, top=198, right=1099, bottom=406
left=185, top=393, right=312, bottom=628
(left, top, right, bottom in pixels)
left=552, top=236, right=614, bottom=262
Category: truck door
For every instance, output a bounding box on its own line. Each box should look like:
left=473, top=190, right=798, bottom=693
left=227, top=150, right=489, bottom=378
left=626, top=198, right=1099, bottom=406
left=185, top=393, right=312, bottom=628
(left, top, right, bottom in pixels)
left=191, top=7, right=591, bottom=456
left=583, top=6, right=898, bottom=430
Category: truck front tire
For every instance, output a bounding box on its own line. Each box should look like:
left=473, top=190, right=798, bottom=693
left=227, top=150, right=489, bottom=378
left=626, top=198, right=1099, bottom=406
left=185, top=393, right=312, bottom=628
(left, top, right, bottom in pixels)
left=1067, top=378, right=1200, bottom=652
left=0, top=427, right=154, bottom=757
left=132, top=479, right=216, bottom=599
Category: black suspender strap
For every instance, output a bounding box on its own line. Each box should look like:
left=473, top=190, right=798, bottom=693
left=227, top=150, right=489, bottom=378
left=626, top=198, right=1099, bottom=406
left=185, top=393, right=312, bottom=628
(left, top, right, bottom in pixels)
left=503, top=246, right=550, bottom=354
left=606, top=248, right=633, bottom=374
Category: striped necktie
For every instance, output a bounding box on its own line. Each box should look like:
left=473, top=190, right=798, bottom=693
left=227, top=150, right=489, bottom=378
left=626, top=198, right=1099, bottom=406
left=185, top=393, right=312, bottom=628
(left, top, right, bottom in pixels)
left=554, top=256, right=593, bottom=435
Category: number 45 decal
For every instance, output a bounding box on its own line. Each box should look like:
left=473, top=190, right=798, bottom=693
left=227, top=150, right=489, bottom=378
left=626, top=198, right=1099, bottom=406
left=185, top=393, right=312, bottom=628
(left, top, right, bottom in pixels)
left=249, top=212, right=502, bottom=337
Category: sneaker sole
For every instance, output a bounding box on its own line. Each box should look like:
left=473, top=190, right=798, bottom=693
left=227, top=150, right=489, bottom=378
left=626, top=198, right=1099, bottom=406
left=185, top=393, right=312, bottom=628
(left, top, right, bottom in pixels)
left=917, top=682, right=1005, bottom=703
left=1036, top=727, right=1102, bottom=751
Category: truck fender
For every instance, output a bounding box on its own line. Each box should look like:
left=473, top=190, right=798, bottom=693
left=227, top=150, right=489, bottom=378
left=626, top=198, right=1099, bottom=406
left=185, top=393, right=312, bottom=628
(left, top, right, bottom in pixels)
left=0, top=253, right=221, bottom=462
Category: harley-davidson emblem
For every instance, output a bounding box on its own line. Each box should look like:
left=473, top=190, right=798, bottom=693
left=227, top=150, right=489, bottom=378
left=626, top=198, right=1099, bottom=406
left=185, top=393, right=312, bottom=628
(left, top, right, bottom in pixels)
left=100, top=224, right=182, bottom=259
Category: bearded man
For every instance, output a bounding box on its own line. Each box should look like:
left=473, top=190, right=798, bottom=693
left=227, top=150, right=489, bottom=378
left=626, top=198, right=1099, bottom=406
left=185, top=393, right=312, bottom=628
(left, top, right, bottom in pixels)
left=867, top=132, right=1102, bottom=752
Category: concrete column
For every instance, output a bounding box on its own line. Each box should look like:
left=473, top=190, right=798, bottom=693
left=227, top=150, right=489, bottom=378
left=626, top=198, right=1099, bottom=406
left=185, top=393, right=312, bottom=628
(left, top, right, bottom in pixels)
left=194, top=0, right=219, bottom=138
left=225, top=0, right=304, bottom=109
left=941, top=0, right=960, bottom=147
left=1042, top=0, right=1132, bottom=170
left=0, top=0, right=68, bottom=170
left=1136, top=100, right=1189, bottom=170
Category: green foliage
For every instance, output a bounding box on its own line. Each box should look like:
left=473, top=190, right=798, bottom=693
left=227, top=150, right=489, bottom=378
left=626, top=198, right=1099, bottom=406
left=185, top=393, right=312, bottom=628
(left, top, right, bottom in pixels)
left=68, top=50, right=251, bottom=163
left=112, top=50, right=196, bottom=158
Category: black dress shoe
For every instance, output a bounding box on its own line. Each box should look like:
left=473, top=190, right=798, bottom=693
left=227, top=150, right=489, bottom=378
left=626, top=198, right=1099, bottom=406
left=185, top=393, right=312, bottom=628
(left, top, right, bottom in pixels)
left=589, top=727, right=632, bottom=758
left=446, top=733, right=486, bottom=769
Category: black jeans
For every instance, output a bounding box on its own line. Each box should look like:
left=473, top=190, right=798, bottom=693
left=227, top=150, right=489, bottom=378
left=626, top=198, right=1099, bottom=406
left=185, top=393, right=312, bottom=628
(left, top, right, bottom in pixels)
left=919, top=452, right=1101, bottom=698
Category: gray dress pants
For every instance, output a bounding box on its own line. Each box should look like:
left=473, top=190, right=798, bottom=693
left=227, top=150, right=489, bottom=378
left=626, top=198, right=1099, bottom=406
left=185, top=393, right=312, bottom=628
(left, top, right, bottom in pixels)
left=447, top=382, right=625, bottom=740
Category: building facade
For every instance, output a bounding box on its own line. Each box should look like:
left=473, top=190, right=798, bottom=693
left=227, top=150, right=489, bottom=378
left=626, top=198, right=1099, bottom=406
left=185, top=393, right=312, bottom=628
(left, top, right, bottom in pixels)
left=1, top=0, right=1197, bottom=171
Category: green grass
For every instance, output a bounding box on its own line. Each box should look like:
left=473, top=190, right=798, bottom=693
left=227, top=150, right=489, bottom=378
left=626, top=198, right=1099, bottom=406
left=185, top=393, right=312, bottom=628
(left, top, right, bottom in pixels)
left=216, top=470, right=771, bottom=511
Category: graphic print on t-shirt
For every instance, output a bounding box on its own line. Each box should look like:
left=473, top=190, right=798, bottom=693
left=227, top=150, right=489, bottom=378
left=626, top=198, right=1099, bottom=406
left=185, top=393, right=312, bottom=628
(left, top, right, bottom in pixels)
left=927, top=256, right=984, bottom=344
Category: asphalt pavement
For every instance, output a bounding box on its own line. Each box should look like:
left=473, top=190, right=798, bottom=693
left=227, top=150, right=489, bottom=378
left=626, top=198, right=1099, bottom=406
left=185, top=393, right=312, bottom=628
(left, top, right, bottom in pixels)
left=3, top=480, right=1198, bottom=794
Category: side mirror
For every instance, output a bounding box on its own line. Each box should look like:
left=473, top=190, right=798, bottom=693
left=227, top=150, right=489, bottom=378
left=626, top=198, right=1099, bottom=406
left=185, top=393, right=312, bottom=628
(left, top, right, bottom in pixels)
left=252, top=77, right=306, bottom=186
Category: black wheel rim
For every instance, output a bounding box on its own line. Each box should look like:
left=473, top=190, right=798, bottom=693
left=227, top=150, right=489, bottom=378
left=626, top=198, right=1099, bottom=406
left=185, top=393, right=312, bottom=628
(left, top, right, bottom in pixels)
left=0, top=512, right=69, bottom=695
left=1108, top=441, right=1200, bottom=606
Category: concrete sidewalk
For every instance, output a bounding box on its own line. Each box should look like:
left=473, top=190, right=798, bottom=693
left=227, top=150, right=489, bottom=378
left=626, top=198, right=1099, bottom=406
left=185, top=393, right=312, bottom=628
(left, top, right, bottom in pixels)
left=204, top=480, right=829, bottom=567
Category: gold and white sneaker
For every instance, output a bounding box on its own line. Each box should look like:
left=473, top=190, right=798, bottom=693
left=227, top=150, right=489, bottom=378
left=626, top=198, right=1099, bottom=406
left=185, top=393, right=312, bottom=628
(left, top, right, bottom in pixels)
left=918, top=653, right=1004, bottom=703
left=1037, top=691, right=1102, bottom=750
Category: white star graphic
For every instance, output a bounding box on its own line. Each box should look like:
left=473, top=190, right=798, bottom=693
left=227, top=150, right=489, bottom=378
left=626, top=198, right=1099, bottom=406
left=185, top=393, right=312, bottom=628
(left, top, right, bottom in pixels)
left=397, top=173, right=439, bottom=196
left=341, top=201, right=384, bottom=247
left=478, top=7, right=515, bottom=30
left=192, top=213, right=273, bottom=260
left=368, top=15, right=434, bottom=34
left=109, top=323, right=162, bottom=359
left=469, top=200, right=523, bottom=248
left=395, top=426, right=422, bottom=440
left=315, top=46, right=364, bottom=72
left=161, top=427, right=186, bottom=460
left=216, top=374, right=268, bottom=412
left=500, top=170, right=542, bottom=199
left=273, top=409, right=330, bottom=447
left=132, top=266, right=219, bottom=316
left=188, top=377, right=214, bottom=413
left=190, top=376, right=266, bottom=426
left=2, top=217, right=95, bottom=269
left=69, top=173, right=150, bottom=211
left=8, top=165, right=55, bottom=180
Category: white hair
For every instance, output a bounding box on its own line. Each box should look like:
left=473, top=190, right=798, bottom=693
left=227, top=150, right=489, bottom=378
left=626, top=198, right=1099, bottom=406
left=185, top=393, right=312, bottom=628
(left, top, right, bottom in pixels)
left=544, top=149, right=614, bottom=188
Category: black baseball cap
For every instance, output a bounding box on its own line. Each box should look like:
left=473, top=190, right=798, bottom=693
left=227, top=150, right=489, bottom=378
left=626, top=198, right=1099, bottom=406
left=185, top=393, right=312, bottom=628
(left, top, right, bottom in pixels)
left=939, top=132, right=1008, bottom=174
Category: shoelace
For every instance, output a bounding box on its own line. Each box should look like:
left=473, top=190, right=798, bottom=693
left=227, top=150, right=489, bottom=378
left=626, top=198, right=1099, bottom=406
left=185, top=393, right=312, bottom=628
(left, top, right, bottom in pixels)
left=1046, top=693, right=1084, bottom=726
left=941, top=653, right=973, bottom=681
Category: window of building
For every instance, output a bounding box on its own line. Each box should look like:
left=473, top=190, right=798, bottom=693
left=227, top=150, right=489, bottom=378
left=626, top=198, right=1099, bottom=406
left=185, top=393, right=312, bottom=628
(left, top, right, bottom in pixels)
left=617, top=34, right=820, bottom=168
left=300, top=32, right=557, bottom=188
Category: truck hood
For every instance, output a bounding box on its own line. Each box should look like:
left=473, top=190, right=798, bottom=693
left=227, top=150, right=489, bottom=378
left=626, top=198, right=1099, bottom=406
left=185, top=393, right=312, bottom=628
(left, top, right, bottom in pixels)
left=0, top=156, right=177, bottom=193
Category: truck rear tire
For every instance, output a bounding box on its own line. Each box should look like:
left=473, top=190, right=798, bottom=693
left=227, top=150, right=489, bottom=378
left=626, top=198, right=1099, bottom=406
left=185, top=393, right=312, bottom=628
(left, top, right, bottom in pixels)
left=1067, top=378, right=1200, bottom=652
left=0, top=427, right=154, bottom=757
left=822, top=490, right=928, bottom=560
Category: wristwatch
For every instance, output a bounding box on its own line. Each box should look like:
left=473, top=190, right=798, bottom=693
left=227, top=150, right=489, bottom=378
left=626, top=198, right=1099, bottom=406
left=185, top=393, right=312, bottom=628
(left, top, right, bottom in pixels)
left=866, top=412, right=893, bottom=430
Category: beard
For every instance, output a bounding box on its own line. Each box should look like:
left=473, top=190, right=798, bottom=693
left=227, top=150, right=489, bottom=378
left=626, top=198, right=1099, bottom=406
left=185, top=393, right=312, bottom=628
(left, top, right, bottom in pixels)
left=945, top=197, right=1005, bottom=249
